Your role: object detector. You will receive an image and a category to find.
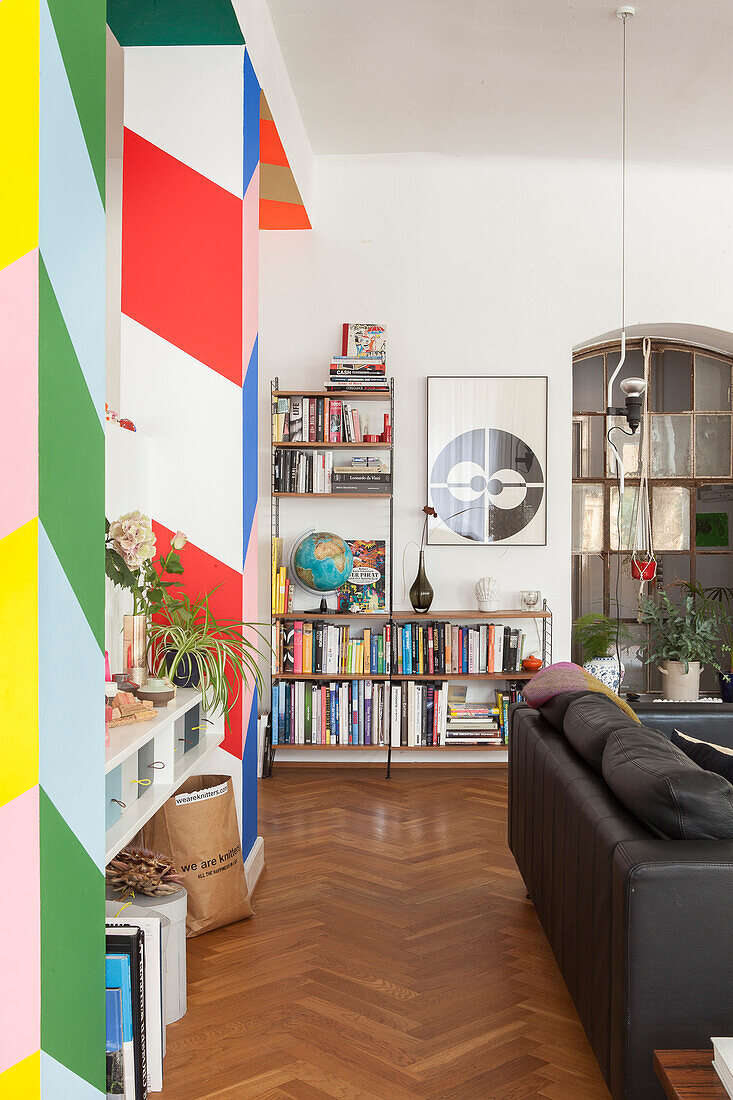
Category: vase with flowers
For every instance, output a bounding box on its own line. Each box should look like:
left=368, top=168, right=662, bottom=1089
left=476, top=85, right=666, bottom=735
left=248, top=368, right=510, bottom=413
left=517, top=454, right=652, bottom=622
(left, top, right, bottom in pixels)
left=106, top=512, right=187, bottom=683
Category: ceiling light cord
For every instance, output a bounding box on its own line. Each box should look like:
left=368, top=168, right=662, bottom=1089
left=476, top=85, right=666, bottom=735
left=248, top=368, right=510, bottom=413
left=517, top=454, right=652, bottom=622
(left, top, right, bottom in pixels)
left=621, top=10, right=627, bottom=337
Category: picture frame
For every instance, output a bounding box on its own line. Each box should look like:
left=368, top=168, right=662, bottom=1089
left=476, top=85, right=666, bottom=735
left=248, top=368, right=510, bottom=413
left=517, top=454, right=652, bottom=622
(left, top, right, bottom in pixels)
left=426, top=376, right=548, bottom=546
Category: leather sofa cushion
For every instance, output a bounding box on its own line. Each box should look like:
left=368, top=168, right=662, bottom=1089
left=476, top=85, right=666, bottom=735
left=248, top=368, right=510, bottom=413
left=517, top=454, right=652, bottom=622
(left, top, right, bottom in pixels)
left=537, top=690, right=596, bottom=731
left=603, top=724, right=733, bottom=840
left=563, top=693, right=631, bottom=774
left=670, top=728, right=733, bottom=783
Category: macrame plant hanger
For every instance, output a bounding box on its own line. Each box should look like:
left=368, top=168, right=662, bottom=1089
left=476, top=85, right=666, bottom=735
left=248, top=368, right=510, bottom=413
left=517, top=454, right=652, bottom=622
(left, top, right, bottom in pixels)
left=629, top=336, right=656, bottom=591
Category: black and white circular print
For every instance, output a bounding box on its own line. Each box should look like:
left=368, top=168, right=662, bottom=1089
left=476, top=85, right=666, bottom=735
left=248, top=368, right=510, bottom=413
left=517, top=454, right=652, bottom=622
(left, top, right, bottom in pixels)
left=429, top=426, right=545, bottom=544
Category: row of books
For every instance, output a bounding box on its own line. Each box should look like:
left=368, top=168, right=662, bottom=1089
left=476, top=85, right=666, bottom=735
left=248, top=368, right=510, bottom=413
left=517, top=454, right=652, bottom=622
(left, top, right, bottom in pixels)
left=271, top=680, right=524, bottom=746
left=272, top=620, right=539, bottom=676
left=106, top=912, right=166, bottom=1097
left=273, top=449, right=391, bottom=494
left=326, top=357, right=389, bottom=393
left=271, top=539, right=293, bottom=614
left=274, top=621, right=391, bottom=675
left=394, top=621, right=531, bottom=675
left=272, top=395, right=389, bottom=443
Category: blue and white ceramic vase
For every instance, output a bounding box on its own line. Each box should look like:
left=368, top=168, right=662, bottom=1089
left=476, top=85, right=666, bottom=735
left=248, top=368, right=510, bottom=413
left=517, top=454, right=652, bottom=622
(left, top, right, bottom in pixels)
left=583, top=656, right=624, bottom=695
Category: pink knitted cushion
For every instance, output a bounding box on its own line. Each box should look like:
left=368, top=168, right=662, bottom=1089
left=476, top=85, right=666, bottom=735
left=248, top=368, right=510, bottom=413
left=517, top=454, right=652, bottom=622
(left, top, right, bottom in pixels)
left=523, top=661, right=640, bottom=724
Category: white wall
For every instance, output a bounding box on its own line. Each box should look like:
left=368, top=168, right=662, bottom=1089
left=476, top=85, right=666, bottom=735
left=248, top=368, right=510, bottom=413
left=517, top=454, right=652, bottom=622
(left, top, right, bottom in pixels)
left=258, top=152, right=733, bottom=668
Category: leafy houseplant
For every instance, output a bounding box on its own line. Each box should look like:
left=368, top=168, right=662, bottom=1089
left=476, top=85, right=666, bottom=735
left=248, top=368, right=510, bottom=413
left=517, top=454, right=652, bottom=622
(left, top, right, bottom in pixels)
left=148, top=591, right=267, bottom=717
left=573, top=613, right=631, bottom=662
left=638, top=588, right=721, bottom=700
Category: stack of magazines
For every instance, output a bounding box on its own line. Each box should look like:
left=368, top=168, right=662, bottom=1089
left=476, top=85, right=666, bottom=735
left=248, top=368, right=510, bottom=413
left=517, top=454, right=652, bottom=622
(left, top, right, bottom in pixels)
left=326, top=357, right=389, bottom=392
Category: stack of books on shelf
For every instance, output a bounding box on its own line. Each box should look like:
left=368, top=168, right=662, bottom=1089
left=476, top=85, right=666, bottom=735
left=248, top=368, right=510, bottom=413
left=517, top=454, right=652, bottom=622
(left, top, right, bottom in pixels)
left=274, top=621, right=391, bottom=675
left=106, top=912, right=166, bottom=1097
left=392, top=620, right=534, bottom=675
left=272, top=679, right=389, bottom=745
left=333, top=457, right=391, bottom=494
left=326, top=358, right=389, bottom=393
left=445, top=686, right=503, bottom=745
left=325, top=323, right=389, bottom=393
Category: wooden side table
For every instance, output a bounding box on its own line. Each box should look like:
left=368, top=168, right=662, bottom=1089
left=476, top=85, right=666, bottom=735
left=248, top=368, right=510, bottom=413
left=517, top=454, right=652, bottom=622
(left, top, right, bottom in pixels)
left=654, top=1050, right=729, bottom=1099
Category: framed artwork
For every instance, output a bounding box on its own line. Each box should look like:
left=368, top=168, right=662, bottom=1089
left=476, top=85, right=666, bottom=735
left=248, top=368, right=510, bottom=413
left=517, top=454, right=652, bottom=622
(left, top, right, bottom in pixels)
left=427, top=376, right=547, bottom=546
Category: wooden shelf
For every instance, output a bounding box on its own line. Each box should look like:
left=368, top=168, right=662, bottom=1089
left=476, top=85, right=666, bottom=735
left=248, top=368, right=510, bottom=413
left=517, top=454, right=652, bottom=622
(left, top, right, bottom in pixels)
left=272, top=742, right=507, bottom=751
left=274, top=491, right=391, bottom=499
left=273, top=390, right=389, bottom=400
left=105, top=688, right=202, bottom=775
left=393, top=672, right=535, bottom=681
left=273, top=671, right=532, bottom=681
left=274, top=672, right=390, bottom=681
left=105, top=730, right=224, bottom=864
left=274, top=441, right=391, bottom=449
left=273, top=612, right=391, bottom=622
left=392, top=609, right=551, bottom=620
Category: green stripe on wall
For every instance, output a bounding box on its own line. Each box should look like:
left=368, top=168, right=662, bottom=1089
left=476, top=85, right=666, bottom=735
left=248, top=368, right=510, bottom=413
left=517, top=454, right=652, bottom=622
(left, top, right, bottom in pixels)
left=47, top=0, right=106, bottom=203
left=107, top=0, right=244, bottom=45
left=40, top=788, right=105, bottom=1091
left=39, top=259, right=105, bottom=650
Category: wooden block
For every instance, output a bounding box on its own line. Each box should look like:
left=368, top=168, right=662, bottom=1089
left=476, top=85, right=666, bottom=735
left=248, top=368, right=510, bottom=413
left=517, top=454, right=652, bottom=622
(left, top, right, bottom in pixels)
left=109, top=714, right=135, bottom=728
left=133, top=709, right=156, bottom=723
left=112, top=691, right=136, bottom=709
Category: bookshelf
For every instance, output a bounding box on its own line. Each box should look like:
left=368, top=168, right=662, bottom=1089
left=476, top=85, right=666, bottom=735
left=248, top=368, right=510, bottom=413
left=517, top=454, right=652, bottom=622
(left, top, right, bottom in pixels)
left=105, top=688, right=224, bottom=864
left=268, top=378, right=552, bottom=775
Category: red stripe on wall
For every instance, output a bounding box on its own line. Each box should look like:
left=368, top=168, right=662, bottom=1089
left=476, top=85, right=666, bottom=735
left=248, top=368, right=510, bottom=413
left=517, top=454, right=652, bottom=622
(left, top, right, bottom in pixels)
left=259, top=118, right=289, bottom=167
left=259, top=198, right=311, bottom=230
left=122, top=129, right=243, bottom=386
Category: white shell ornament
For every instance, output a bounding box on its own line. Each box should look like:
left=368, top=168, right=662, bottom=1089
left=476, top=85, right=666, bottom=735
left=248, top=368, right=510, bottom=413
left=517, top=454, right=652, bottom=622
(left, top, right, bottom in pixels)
left=475, top=576, right=500, bottom=612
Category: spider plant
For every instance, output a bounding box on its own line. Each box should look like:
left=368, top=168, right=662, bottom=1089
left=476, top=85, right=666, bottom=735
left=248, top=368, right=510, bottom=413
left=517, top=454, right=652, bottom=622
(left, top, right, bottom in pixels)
left=147, top=591, right=268, bottom=716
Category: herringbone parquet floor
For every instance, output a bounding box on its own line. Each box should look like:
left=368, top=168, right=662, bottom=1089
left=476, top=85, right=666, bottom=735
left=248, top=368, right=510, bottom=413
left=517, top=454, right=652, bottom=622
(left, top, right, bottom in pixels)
left=159, top=767, right=611, bottom=1100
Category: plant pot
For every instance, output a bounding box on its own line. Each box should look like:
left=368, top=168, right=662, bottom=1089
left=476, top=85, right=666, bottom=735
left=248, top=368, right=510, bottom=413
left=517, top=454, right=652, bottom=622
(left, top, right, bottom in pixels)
left=631, top=558, right=657, bottom=581
left=409, top=550, right=434, bottom=614
left=719, top=671, right=733, bottom=703
left=583, top=656, right=625, bottom=695
left=658, top=660, right=700, bottom=701
left=165, top=651, right=201, bottom=689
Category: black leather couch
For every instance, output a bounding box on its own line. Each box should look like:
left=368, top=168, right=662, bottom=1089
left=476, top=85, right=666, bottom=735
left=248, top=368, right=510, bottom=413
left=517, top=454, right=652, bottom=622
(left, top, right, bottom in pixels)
left=508, top=693, right=733, bottom=1100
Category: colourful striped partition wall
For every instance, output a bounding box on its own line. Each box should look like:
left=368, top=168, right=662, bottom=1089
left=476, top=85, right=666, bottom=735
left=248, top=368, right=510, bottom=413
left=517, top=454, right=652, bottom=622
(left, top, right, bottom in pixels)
left=120, top=43, right=262, bottom=855
left=259, top=91, right=311, bottom=230
left=0, top=0, right=106, bottom=1095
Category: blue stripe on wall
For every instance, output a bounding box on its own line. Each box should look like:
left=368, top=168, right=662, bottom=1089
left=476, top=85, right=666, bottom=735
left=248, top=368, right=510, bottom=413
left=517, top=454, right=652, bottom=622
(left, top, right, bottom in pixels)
left=243, top=49, right=260, bottom=195
left=242, top=335, right=258, bottom=553
left=242, top=693, right=258, bottom=857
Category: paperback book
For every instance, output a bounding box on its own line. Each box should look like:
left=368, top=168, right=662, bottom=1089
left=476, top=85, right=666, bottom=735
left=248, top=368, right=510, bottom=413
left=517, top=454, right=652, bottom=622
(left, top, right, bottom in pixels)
left=337, top=540, right=386, bottom=612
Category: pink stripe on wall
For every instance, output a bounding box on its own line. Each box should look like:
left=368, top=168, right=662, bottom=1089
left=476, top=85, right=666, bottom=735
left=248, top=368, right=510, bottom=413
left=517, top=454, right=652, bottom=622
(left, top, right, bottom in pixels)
left=241, top=508, right=258, bottom=742
left=0, top=787, right=40, bottom=1071
left=0, top=251, right=38, bottom=542
left=242, top=165, right=259, bottom=371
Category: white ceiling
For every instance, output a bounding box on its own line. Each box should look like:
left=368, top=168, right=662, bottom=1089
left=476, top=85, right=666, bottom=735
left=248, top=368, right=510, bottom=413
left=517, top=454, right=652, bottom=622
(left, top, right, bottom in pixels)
left=267, top=0, right=733, bottom=163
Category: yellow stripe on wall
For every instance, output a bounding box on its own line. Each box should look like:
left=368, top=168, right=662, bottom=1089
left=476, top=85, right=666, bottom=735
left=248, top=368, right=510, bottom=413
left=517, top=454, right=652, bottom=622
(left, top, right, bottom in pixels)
left=0, top=1050, right=39, bottom=1099
left=0, top=0, right=39, bottom=272
left=0, top=520, right=39, bottom=807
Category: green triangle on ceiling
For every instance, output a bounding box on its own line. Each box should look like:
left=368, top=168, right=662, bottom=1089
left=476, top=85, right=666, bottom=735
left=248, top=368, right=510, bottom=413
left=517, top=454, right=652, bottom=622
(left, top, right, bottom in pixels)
left=107, top=0, right=244, bottom=46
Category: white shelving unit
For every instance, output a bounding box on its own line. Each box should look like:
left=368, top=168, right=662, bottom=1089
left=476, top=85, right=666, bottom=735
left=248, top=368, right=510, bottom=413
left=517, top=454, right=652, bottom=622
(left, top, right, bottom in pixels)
left=105, top=688, right=223, bottom=864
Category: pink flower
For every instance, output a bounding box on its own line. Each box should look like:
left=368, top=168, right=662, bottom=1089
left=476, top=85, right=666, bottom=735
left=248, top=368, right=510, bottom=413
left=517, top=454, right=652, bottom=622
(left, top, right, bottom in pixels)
left=171, top=531, right=187, bottom=551
left=108, top=511, right=156, bottom=571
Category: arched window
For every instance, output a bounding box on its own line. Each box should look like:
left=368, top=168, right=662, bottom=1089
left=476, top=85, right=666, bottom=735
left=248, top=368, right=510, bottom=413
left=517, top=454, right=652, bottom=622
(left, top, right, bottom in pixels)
left=572, top=339, right=733, bottom=695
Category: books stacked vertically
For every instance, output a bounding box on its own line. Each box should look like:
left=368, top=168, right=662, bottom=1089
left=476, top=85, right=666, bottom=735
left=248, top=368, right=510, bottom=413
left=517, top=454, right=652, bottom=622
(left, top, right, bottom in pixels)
left=271, top=539, right=292, bottom=614
left=106, top=910, right=167, bottom=1096
left=326, top=358, right=389, bottom=392
left=274, top=620, right=391, bottom=674
left=713, top=1038, right=733, bottom=1099
left=272, top=395, right=390, bottom=444
left=332, top=458, right=391, bottom=493
left=272, top=679, right=389, bottom=745
left=273, top=449, right=334, bottom=493
left=391, top=620, right=535, bottom=675
left=445, top=686, right=502, bottom=745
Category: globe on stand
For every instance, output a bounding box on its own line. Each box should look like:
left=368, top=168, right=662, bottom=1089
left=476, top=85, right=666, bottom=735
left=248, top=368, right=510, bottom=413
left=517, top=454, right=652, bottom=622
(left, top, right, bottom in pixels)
left=289, top=530, right=354, bottom=613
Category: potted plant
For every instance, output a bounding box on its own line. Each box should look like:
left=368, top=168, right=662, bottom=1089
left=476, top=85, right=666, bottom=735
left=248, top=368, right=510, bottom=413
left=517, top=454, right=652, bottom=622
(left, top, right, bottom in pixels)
left=147, top=591, right=267, bottom=718
left=676, top=581, right=733, bottom=700
left=638, top=588, right=721, bottom=701
left=572, top=613, right=631, bottom=693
